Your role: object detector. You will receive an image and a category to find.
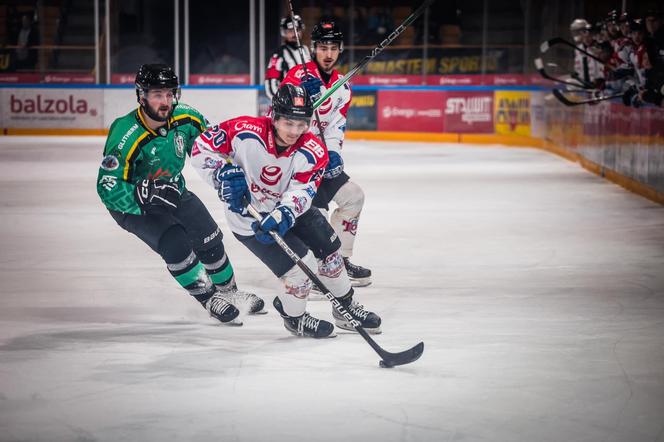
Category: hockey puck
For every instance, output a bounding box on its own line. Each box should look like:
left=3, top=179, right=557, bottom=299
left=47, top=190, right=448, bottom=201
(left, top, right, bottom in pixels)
left=379, top=360, right=394, bottom=368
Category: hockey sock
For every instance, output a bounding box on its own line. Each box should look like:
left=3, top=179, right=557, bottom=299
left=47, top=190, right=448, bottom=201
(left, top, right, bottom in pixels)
left=166, top=251, right=215, bottom=304
left=317, top=251, right=352, bottom=298
left=330, top=181, right=364, bottom=257
left=196, top=242, right=235, bottom=289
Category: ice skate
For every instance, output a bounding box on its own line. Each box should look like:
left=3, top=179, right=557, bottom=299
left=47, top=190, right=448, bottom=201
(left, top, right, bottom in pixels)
left=204, top=291, right=242, bottom=325
left=343, top=257, right=372, bottom=287
left=273, top=297, right=336, bottom=338
left=332, top=292, right=381, bottom=334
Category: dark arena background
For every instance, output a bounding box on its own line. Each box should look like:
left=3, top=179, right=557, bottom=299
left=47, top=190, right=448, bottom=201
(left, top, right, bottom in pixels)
left=1, top=1, right=663, bottom=441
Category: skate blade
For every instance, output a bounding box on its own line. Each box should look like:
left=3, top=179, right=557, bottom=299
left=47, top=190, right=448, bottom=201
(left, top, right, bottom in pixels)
left=222, top=318, right=243, bottom=326
left=335, top=322, right=381, bottom=334
left=350, top=278, right=372, bottom=288
left=249, top=309, right=268, bottom=315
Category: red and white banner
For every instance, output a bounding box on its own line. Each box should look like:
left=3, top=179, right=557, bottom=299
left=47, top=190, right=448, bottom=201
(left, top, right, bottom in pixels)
left=0, top=73, right=94, bottom=84
left=353, top=74, right=542, bottom=86
left=377, top=90, right=445, bottom=132
left=443, top=91, right=493, bottom=133
left=188, top=74, right=251, bottom=85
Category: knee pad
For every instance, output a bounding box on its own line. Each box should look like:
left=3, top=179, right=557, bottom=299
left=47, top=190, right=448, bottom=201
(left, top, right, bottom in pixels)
left=317, top=250, right=351, bottom=298
left=278, top=251, right=317, bottom=317
left=332, top=181, right=365, bottom=216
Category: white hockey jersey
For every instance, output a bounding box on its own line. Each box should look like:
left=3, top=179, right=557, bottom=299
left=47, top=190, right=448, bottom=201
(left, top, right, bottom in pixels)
left=190, top=115, right=328, bottom=236
left=282, top=61, right=351, bottom=154
left=574, top=43, right=604, bottom=85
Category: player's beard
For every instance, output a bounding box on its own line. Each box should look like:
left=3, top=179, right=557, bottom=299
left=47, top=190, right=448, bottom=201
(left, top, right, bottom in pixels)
left=145, top=102, right=173, bottom=122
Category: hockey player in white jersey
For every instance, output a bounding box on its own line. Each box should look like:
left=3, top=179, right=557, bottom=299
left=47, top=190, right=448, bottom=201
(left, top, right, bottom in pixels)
left=570, top=19, right=605, bottom=89
left=264, top=15, right=311, bottom=100
left=190, top=84, right=381, bottom=338
left=282, top=19, right=372, bottom=288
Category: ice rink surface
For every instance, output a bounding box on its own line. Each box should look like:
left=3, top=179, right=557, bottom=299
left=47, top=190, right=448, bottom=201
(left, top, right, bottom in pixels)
left=1, top=136, right=663, bottom=442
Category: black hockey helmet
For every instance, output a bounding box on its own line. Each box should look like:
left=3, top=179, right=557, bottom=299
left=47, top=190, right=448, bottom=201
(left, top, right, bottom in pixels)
left=280, top=14, right=304, bottom=36
left=310, top=19, right=344, bottom=52
left=135, top=64, right=181, bottom=121
left=272, top=84, right=313, bottom=122
left=629, top=18, right=646, bottom=33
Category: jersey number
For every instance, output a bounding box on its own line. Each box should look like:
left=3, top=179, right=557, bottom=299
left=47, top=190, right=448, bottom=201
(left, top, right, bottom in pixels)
left=303, top=139, right=325, bottom=158
left=202, top=125, right=227, bottom=148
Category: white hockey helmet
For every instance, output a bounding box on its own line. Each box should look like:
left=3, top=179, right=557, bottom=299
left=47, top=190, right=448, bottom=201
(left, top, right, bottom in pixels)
left=570, top=18, right=590, bottom=42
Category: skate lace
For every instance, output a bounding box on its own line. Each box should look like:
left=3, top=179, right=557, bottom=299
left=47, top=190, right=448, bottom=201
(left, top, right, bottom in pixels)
left=348, top=301, right=369, bottom=320
left=299, top=312, right=320, bottom=333
left=207, top=295, right=231, bottom=315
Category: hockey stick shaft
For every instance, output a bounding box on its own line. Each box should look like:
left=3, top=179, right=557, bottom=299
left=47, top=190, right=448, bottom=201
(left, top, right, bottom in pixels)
left=534, top=58, right=593, bottom=89
left=286, top=0, right=328, bottom=148
left=552, top=88, right=623, bottom=106
left=313, top=0, right=435, bottom=109
left=541, top=37, right=613, bottom=70
left=245, top=203, right=424, bottom=367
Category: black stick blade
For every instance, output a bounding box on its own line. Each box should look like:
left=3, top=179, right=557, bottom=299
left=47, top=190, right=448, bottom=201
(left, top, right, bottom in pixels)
left=379, top=341, right=424, bottom=368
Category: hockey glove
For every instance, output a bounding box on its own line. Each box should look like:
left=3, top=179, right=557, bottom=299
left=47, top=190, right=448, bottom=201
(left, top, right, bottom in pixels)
left=135, top=179, right=181, bottom=212
left=301, top=75, right=324, bottom=102
left=323, top=150, right=344, bottom=180
left=215, top=163, right=250, bottom=214
left=622, top=86, right=642, bottom=108
left=251, top=206, right=295, bottom=244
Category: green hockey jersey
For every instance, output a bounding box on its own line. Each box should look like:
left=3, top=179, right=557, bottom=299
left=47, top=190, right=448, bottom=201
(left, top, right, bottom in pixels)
left=96, top=103, right=208, bottom=214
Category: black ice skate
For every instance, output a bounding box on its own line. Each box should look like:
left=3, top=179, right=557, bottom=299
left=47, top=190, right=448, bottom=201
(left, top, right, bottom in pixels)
left=204, top=292, right=242, bottom=325
left=273, top=297, right=335, bottom=338
left=343, top=257, right=372, bottom=287
left=218, top=285, right=266, bottom=315
left=332, top=292, right=381, bottom=334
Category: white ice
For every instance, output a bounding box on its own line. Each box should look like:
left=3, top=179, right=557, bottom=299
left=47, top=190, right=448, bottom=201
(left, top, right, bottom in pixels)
left=1, top=136, right=663, bottom=442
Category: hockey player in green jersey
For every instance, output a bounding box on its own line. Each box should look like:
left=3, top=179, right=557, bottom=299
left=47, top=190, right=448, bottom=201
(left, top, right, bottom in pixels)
left=96, top=63, right=264, bottom=325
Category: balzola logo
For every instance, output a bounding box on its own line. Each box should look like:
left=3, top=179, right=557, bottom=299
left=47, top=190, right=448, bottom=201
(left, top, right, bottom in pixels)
left=260, top=165, right=282, bottom=185
left=10, top=94, right=97, bottom=116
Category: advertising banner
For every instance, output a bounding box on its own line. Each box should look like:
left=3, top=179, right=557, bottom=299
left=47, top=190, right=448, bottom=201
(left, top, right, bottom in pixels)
left=494, top=91, right=531, bottom=136
left=443, top=91, right=493, bottom=133
left=377, top=90, right=444, bottom=132
left=0, top=88, right=103, bottom=128
left=347, top=91, right=377, bottom=131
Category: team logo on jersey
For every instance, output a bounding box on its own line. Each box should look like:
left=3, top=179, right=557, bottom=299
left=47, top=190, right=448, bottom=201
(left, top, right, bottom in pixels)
left=292, top=195, right=307, bottom=214
left=99, top=175, right=117, bottom=190
left=158, top=127, right=167, bottom=137
left=174, top=132, right=185, bottom=158
left=260, top=165, right=283, bottom=185
left=318, top=97, right=333, bottom=114
left=100, top=155, right=119, bottom=171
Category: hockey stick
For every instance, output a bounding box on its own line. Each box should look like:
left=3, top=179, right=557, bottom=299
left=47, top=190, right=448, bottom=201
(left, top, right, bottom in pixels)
left=313, top=0, right=435, bottom=109
left=534, top=57, right=593, bottom=89
left=540, top=37, right=612, bottom=69
left=246, top=203, right=424, bottom=368
left=552, top=88, right=623, bottom=106
left=286, top=0, right=328, bottom=148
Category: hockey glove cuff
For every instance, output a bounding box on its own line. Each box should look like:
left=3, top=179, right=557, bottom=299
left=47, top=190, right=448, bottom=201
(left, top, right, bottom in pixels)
left=135, top=179, right=181, bottom=212
left=323, top=151, right=344, bottom=180
left=251, top=206, right=296, bottom=244
left=301, top=75, right=324, bottom=102
left=215, top=164, right=250, bottom=214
